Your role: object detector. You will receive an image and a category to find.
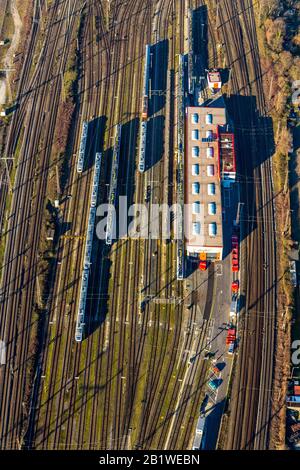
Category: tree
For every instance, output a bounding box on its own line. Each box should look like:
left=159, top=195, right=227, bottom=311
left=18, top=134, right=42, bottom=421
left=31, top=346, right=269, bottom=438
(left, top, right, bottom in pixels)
left=279, top=50, right=293, bottom=71
left=289, top=57, right=300, bottom=81
left=260, top=0, right=280, bottom=19
left=292, top=30, right=300, bottom=46
left=265, top=18, right=286, bottom=52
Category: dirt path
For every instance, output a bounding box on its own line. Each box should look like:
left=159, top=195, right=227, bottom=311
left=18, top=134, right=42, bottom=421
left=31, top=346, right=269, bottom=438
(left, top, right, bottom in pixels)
left=0, top=0, right=9, bottom=35
left=0, top=0, right=22, bottom=105
left=0, top=80, right=6, bottom=104
left=290, top=127, right=300, bottom=242
left=4, top=0, right=22, bottom=69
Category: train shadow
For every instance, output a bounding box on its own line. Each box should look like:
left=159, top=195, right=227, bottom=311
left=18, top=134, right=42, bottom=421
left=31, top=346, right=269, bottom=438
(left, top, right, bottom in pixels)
left=84, top=144, right=111, bottom=337
left=144, top=115, right=165, bottom=171
left=118, top=117, right=139, bottom=237
left=22, top=111, right=108, bottom=447
left=202, top=397, right=226, bottom=449
left=191, top=6, right=229, bottom=93
left=221, top=94, right=275, bottom=259
left=148, top=39, right=168, bottom=117
left=75, top=116, right=109, bottom=338
left=185, top=257, right=200, bottom=277
left=85, top=118, right=139, bottom=336
left=289, top=124, right=300, bottom=242
left=83, top=116, right=107, bottom=172
left=203, top=264, right=215, bottom=320
left=192, top=5, right=208, bottom=86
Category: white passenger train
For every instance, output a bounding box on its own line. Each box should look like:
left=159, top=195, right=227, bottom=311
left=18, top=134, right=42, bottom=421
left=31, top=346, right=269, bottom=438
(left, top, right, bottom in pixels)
left=77, top=121, right=89, bottom=173
left=75, top=152, right=102, bottom=342
left=139, top=45, right=151, bottom=173
left=138, top=121, right=147, bottom=173
left=91, top=152, right=102, bottom=207
left=141, top=44, right=151, bottom=120
left=176, top=55, right=185, bottom=281
left=106, top=125, right=122, bottom=245
left=75, top=268, right=89, bottom=342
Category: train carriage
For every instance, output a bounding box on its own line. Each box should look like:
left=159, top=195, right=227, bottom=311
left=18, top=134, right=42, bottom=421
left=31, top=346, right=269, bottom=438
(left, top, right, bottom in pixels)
left=77, top=121, right=89, bottom=173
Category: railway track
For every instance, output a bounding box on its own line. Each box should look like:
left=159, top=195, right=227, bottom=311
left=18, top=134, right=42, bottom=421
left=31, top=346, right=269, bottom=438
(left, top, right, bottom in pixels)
left=135, top=0, right=174, bottom=448
left=32, top=0, right=218, bottom=450
left=32, top=0, right=149, bottom=449
left=49, top=3, right=101, bottom=450
left=26, top=0, right=86, bottom=448
left=31, top=0, right=110, bottom=449
left=0, top=0, right=67, bottom=234
left=0, top=0, right=80, bottom=449
left=217, top=0, right=276, bottom=450
left=0, top=0, right=236, bottom=451
left=99, top=0, right=146, bottom=449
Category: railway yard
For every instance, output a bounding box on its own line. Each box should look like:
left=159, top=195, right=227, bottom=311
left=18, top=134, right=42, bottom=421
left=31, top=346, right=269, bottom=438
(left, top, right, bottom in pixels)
left=0, top=0, right=293, bottom=453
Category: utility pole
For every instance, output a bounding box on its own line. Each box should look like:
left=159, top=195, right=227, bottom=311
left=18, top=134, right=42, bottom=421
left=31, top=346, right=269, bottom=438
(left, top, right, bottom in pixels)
left=106, top=0, right=112, bottom=26
left=55, top=164, right=61, bottom=195
left=0, top=156, right=14, bottom=191
left=235, top=202, right=244, bottom=227
left=67, top=0, right=71, bottom=27
left=258, top=1, right=263, bottom=24
left=61, top=70, right=66, bottom=102
left=227, top=68, right=232, bottom=97
left=268, top=75, right=274, bottom=103
left=37, top=0, right=42, bottom=21
left=283, top=167, right=289, bottom=195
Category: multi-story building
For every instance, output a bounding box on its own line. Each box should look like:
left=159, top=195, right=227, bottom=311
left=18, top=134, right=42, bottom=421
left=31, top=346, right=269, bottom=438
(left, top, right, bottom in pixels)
left=184, top=102, right=236, bottom=261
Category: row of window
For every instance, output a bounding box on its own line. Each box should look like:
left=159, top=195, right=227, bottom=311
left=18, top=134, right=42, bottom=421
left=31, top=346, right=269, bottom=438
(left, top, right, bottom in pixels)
left=192, top=221, right=217, bottom=236
left=192, top=146, right=214, bottom=158
left=192, top=130, right=213, bottom=140
left=191, top=113, right=213, bottom=125
left=192, top=182, right=216, bottom=195
left=191, top=164, right=215, bottom=177
left=191, top=201, right=217, bottom=215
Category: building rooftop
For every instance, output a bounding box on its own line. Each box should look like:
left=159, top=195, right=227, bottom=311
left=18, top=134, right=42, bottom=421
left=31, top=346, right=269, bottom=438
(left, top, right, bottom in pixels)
left=185, top=106, right=227, bottom=259
left=207, top=71, right=221, bottom=83
left=219, top=131, right=236, bottom=185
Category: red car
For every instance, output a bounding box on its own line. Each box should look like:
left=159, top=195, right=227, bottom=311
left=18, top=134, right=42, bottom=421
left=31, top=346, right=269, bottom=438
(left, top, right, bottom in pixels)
left=226, top=328, right=236, bottom=345
left=199, top=260, right=207, bottom=271
left=232, top=280, right=239, bottom=294
left=212, top=365, right=221, bottom=375
left=232, top=235, right=239, bottom=272
left=232, top=258, right=239, bottom=272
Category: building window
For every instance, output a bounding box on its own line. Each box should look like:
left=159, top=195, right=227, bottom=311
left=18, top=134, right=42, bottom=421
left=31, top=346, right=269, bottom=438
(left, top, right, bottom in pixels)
left=207, top=165, right=215, bottom=176
left=192, top=164, right=200, bottom=176
left=209, top=222, right=217, bottom=237
left=208, top=202, right=216, bottom=215
left=206, top=114, right=213, bottom=124
left=206, top=130, right=213, bottom=140
left=192, top=182, right=200, bottom=194
left=192, top=222, right=201, bottom=235
left=207, top=183, right=216, bottom=195
left=192, top=129, right=199, bottom=140
left=207, top=147, right=214, bottom=158
left=192, top=146, right=200, bottom=157
left=193, top=202, right=201, bottom=214
left=192, top=113, right=199, bottom=124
